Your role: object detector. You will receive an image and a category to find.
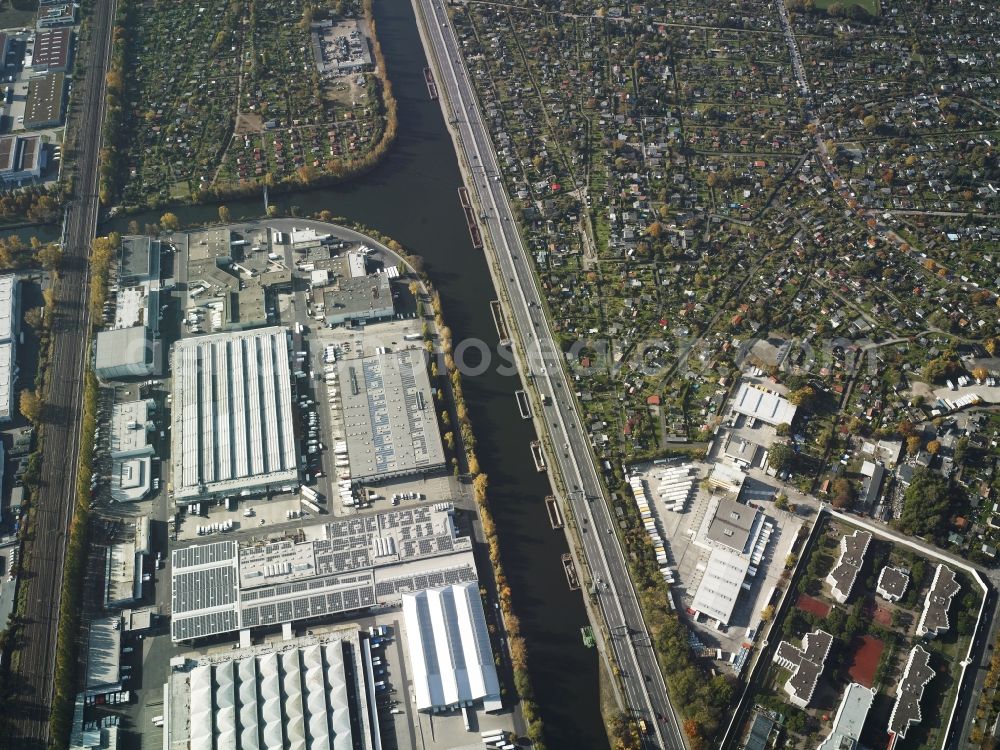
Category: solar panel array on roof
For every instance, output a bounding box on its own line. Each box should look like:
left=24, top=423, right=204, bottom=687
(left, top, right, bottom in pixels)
left=172, top=609, right=239, bottom=641
left=173, top=540, right=237, bottom=569
left=171, top=504, right=475, bottom=642
left=339, top=350, right=446, bottom=482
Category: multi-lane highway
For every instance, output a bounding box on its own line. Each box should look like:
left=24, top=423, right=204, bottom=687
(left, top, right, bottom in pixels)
left=413, top=1, right=684, bottom=746
left=3, top=1, right=115, bottom=746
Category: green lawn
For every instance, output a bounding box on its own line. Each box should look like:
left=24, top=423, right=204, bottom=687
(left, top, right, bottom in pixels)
left=815, top=0, right=880, bottom=15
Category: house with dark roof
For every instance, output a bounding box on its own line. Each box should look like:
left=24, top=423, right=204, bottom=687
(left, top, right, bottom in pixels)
left=916, top=564, right=960, bottom=638
left=888, top=646, right=934, bottom=745
left=876, top=566, right=910, bottom=602
left=826, top=530, right=872, bottom=604
left=773, top=629, right=833, bottom=708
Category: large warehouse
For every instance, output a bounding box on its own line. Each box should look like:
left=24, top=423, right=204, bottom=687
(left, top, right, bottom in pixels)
left=23, top=71, right=66, bottom=129
left=0, top=275, right=19, bottom=422
left=402, top=582, right=502, bottom=713
left=166, top=636, right=375, bottom=750
left=171, top=503, right=478, bottom=642
left=690, top=496, right=772, bottom=626
left=170, top=327, right=298, bottom=504
left=339, top=349, right=446, bottom=483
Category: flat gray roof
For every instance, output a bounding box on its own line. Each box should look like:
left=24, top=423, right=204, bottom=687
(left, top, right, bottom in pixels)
left=339, top=349, right=446, bottom=483
left=705, top=497, right=757, bottom=553
left=0, top=275, right=18, bottom=342
left=120, top=235, right=159, bottom=281
left=85, top=616, right=121, bottom=692
left=187, top=227, right=232, bottom=263
left=110, top=399, right=153, bottom=457
left=323, top=272, right=394, bottom=321
left=94, top=326, right=153, bottom=374
left=731, top=381, right=797, bottom=425
left=170, top=327, right=298, bottom=502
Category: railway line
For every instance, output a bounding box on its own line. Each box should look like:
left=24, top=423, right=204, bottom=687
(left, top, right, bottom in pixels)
left=2, top=0, right=115, bottom=745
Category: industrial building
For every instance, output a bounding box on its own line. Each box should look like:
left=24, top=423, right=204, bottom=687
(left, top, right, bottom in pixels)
left=181, top=227, right=291, bottom=332
left=773, top=629, right=832, bottom=708
left=888, top=645, right=934, bottom=743
left=338, top=349, right=446, bottom=484
left=402, top=582, right=502, bottom=713
left=95, top=236, right=163, bottom=380
left=818, top=683, right=875, bottom=750
left=730, top=381, right=797, bottom=426
left=323, top=271, right=395, bottom=327
left=84, top=616, right=122, bottom=698
left=171, top=503, right=477, bottom=642
left=0, top=275, right=20, bottom=422
left=170, top=327, right=298, bottom=504
left=30, top=28, right=73, bottom=72
left=916, top=563, right=960, bottom=638
left=36, top=2, right=75, bottom=28
left=95, top=327, right=158, bottom=380
left=689, top=496, right=772, bottom=626
left=110, top=399, right=155, bottom=502
left=23, top=71, right=66, bottom=129
left=104, top=516, right=149, bottom=608
left=0, top=341, right=15, bottom=421
left=166, top=634, right=375, bottom=750
left=826, top=529, right=872, bottom=604
left=0, top=134, right=44, bottom=183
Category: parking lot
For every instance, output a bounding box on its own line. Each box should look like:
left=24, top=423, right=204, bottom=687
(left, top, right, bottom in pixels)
left=630, top=458, right=805, bottom=659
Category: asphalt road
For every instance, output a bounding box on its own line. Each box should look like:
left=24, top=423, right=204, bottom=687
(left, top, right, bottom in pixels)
left=413, top=1, right=685, bottom=746
left=2, top=1, right=115, bottom=746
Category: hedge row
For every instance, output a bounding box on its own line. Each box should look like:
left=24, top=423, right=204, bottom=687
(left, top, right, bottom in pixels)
left=48, top=235, right=118, bottom=747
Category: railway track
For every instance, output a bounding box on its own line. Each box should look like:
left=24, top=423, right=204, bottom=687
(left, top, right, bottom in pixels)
left=1, top=0, right=115, bottom=745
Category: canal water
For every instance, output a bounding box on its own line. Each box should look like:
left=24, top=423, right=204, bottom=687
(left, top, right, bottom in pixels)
left=104, top=1, right=608, bottom=745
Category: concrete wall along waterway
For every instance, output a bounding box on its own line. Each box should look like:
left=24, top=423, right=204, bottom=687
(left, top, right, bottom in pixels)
left=97, top=0, right=609, bottom=746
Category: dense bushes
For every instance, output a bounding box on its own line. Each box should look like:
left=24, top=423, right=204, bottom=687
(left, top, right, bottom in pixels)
left=48, top=367, right=97, bottom=746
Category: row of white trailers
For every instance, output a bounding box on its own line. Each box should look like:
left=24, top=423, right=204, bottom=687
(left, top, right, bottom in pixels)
left=322, top=362, right=359, bottom=509
left=629, top=466, right=694, bottom=589
left=480, top=729, right=516, bottom=749
left=630, top=476, right=673, bottom=588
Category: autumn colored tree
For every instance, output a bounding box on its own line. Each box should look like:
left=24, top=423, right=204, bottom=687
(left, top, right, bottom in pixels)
left=160, top=212, right=180, bottom=232
left=19, top=389, right=42, bottom=423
